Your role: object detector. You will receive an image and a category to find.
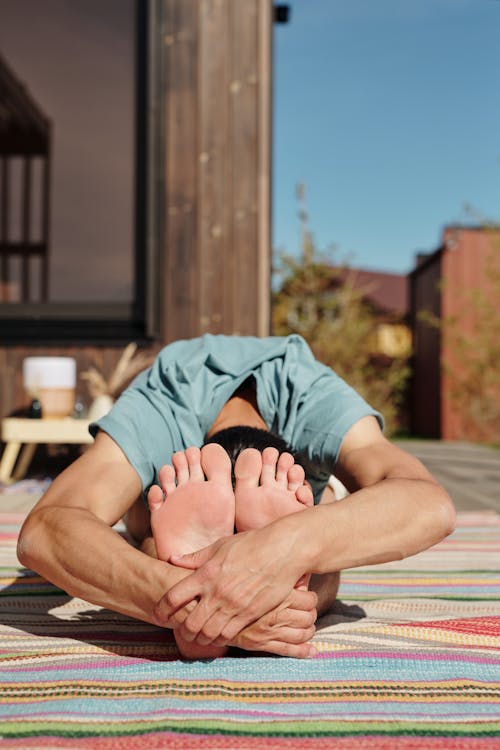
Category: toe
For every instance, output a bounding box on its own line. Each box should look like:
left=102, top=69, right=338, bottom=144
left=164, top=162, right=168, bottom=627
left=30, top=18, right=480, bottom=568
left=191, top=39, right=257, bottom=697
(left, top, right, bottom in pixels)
left=296, top=483, right=314, bottom=508
left=234, top=448, right=262, bottom=488
left=287, top=463, right=305, bottom=493
left=276, top=452, right=294, bottom=487
left=147, top=484, right=164, bottom=513
left=159, top=464, right=177, bottom=496
left=261, top=446, right=279, bottom=485
left=201, top=443, right=232, bottom=485
left=185, top=446, right=204, bottom=481
left=172, top=452, right=189, bottom=485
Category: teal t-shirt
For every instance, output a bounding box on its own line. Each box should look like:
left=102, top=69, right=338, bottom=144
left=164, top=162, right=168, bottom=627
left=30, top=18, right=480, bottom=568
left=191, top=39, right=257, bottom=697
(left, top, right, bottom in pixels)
left=90, top=334, right=383, bottom=502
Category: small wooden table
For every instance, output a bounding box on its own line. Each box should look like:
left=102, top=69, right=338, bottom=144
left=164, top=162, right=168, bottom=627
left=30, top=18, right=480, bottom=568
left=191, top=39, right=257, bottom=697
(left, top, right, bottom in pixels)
left=0, top=418, right=93, bottom=485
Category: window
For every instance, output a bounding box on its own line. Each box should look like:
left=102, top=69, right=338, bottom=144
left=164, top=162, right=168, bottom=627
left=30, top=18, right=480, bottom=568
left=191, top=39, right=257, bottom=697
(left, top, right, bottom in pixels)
left=0, top=0, right=162, bottom=341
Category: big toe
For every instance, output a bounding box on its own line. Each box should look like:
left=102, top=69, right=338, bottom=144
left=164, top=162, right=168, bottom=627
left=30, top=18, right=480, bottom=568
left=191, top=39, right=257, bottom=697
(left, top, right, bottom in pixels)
left=234, top=447, right=262, bottom=489
left=201, top=443, right=232, bottom=485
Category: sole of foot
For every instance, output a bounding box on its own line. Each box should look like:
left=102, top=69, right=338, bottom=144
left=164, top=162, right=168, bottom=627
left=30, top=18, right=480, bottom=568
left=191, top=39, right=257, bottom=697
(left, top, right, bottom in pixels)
left=148, top=443, right=235, bottom=659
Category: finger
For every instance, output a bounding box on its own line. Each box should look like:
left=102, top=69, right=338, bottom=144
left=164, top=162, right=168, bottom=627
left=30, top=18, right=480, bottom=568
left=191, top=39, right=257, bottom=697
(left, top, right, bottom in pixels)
left=169, top=541, right=220, bottom=570
left=261, top=447, right=279, bottom=486
left=213, top=606, right=316, bottom=647
left=275, top=452, right=294, bottom=487
left=147, top=484, right=164, bottom=513
left=276, top=606, right=317, bottom=629
left=288, top=587, right=318, bottom=612
left=257, top=639, right=317, bottom=659
left=269, top=624, right=316, bottom=645
left=153, top=598, right=197, bottom=628
left=176, top=598, right=218, bottom=643
left=172, top=452, right=189, bottom=485
left=295, top=572, right=312, bottom=591
left=219, top=610, right=267, bottom=644
left=153, top=574, right=205, bottom=623
left=232, top=632, right=317, bottom=658
left=158, top=464, right=176, bottom=496
left=189, top=607, right=235, bottom=646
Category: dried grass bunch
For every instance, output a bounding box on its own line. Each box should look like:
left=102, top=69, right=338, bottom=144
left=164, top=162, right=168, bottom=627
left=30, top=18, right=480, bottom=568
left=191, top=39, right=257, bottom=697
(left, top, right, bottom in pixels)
left=81, top=343, right=154, bottom=401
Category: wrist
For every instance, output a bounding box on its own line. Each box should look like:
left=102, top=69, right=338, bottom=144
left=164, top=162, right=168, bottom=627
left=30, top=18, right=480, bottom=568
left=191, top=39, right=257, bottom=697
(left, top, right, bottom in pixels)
left=149, top=559, right=193, bottom=627
left=273, top=509, right=320, bottom=577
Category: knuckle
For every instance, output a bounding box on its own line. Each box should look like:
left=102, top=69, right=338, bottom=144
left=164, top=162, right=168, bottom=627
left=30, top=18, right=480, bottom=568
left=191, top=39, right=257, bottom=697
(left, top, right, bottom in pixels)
left=217, top=584, right=240, bottom=610
left=183, top=618, right=200, bottom=636
left=164, top=590, right=181, bottom=610
left=221, top=624, right=236, bottom=643
left=304, top=625, right=316, bottom=640
left=201, top=560, right=220, bottom=581
left=269, top=609, right=280, bottom=627
left=200, top=625, right=216, bottom=643
left=304, top=609, right=316, bottom=626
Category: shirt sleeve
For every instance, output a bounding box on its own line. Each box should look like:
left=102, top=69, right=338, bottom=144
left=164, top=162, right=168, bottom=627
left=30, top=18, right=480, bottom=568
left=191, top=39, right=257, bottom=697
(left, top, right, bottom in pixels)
left=293, top=368, right=384, bottom=478
left=89, top=369, right=179, bottom=492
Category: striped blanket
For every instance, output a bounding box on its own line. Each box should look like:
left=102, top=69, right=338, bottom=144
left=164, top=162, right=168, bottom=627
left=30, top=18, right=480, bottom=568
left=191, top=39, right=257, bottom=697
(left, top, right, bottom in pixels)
left=0, top=511, right=499, bottom=748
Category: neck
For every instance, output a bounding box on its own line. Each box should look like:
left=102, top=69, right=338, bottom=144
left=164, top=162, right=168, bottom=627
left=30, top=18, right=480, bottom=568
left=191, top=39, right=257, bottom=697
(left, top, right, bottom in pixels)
left=207, top=390, right=267, bottom=438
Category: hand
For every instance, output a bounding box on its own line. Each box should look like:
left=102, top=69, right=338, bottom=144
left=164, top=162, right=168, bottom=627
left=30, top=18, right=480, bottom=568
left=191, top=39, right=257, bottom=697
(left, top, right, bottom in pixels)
left=228, top=587, right=318, bottom=658
left=153, top=517, right=312, bottom=646
left=153, top=564, right=317, bottom=657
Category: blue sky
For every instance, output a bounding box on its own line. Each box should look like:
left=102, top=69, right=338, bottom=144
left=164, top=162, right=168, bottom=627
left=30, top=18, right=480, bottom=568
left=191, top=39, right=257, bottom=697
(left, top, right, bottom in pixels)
left=273, top=0, right=500, bottom=273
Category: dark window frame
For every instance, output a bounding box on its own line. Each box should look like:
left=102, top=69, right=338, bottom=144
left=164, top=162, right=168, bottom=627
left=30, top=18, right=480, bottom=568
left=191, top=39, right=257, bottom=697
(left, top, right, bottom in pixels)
left=0, top=0, right=163, bottom=345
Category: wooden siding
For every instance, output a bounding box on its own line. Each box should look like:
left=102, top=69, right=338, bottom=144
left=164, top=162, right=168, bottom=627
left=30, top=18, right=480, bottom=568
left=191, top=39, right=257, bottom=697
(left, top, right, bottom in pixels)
left=161, top=0, right=271, bottom=341
left=440, top=228, right=498, bottom=441
left=410, top=227, right=499, bottom=441
left=0, top=345, right=160, bottom=418
left=409, top=252, right=442, bottom=438
left=0, top=0, right=272, bottom=418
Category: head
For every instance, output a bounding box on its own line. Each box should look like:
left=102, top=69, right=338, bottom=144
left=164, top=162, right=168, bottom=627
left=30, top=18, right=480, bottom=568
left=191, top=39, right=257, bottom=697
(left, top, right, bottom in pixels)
left=205, top=425, right=301, bottom=487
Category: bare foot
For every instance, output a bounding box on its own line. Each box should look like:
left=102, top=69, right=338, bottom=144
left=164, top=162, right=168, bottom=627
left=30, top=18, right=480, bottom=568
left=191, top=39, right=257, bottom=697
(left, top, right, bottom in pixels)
left=234, top=448, right=313, bottom=591
left=148, top=443, right=235, bottom=659
left=234, top=447, right=313, bottom=533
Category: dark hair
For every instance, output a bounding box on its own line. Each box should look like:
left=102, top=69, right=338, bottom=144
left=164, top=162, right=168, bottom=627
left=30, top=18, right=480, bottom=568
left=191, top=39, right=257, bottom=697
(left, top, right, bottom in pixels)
left=205, top=426, right=299, bottom=487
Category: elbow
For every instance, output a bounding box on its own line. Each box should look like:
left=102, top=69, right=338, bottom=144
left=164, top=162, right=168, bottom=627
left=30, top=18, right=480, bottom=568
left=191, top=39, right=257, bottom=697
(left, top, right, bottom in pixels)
left=17, top=509, right=48, bottom=571
left=433, top=487, right=457, bottom=543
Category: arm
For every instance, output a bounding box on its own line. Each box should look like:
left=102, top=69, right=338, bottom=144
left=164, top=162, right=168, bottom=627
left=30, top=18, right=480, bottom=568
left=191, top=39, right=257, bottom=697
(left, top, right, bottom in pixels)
left=17, top=431, right=189, bottom=625
left=17, top=431, right=318, bottom=654
left=297, top=415, right=456, bottom=573
left=157, top=416, right=455, bottom=643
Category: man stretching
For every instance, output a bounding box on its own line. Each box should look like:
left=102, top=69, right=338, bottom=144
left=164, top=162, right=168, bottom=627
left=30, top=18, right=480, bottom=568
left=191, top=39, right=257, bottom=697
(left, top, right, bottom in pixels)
left=17, top=334, right=456, bottom=659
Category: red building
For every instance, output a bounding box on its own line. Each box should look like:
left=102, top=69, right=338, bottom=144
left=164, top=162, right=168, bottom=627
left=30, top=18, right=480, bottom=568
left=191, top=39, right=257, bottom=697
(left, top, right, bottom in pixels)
left=409, top=226, right=499, bottom=441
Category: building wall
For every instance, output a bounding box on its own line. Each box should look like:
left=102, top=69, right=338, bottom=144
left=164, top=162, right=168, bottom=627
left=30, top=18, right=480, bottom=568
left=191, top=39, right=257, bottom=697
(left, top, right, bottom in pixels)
left=410, top=226, right=499, bottom=441
left=0, top=345, right=160, bottom=419
left=441, top=228, right=498, bottom=441
left=160, top=0, right=271, bottom=343
left=409, top=252, right=442, bottom=438
left=0, top=0, right=272, bottom=419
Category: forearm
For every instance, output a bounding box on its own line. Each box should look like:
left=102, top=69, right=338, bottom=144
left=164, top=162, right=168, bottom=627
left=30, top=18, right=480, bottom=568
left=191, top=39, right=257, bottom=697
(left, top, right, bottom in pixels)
left=17, top=505, right=187, bottom=625
left=285, top=477, right=456, bottom=575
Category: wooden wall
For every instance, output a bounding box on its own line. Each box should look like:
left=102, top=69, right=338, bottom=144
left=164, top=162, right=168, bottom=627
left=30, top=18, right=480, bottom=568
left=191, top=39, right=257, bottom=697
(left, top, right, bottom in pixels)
left=161, top=0, right=271, bottom=342
left=440, top=228, right=498, bottom=441
left=0, top=345, right=160, bottom=418
left=0, top=0, right=272, bottom=418
left=409, top=251, right=442, bottom=438
left=410, top=227, right=499, bottom=441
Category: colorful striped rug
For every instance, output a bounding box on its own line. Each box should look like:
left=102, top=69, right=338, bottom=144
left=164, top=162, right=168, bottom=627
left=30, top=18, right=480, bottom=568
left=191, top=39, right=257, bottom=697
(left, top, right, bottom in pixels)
left=0, top=511, right=499, bottom=748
